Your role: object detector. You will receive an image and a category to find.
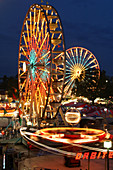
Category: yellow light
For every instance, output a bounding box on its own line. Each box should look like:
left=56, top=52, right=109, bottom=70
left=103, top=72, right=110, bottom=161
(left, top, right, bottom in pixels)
left=65, top=108, right=81, bottom=124
left=65, top=112, right=81, bottom=124
left=23, top=62, right=26, bottom=72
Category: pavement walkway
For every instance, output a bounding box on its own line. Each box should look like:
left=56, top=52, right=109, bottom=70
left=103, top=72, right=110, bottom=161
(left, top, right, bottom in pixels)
left=18, top=153, right=113, bottom=170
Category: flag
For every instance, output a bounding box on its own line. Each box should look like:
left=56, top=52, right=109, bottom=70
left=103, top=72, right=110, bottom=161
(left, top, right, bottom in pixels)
left=12, top=87, right=19, bottom=97
left=58, top=45, right=61, bottom=48
left=6, top=103, right=9, bottom=110
left=19, top=108, right=22, bottom=116
left=4, top=108, right=7, bottom=115
left=12, top=93, right=17, bottom=100
left=18, top=108, right=22, bottom=125
left=14, top=88, right=17, bottom=93
left=22, top=94, right=25, bottom=101
left=19, top=117, right=22, bottom=125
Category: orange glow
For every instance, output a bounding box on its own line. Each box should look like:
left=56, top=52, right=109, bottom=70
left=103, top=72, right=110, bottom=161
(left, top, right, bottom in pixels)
left=75, top=152, right=82, bottom=160
left=0, top=109, right=15, bottom=113
left=65, top=112, right=81, bottom=124
left=97, top=152, right=101, bottom=159
left=83, top=152, right=89, bottom=159
left=37, top=127, right=106, bottom=144
left=102, top=152, right=107, bottom=159
left=76, top=151, right=113, bottom=160
left=109, top=152, right=113, bottom=158
left=90, top=152, right=97, bottom=159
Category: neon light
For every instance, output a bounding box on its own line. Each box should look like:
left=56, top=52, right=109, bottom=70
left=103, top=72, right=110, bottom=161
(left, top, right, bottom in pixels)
left=75, top=153, right=82, bottom=160
left=97, top=152, right=101, bottom=159
left=102, top=152, right=107, bottom=159
left=109, top=152, right=113, bottom=158
left=83, top=152, right=89, bottom=159
left=90, top=152, right=97, bottom=159
left=75, top=151, right=113, bottom=160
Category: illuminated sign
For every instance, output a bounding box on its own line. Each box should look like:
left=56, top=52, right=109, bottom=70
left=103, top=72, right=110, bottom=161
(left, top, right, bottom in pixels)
left=75, top=151, right=113, bottom=160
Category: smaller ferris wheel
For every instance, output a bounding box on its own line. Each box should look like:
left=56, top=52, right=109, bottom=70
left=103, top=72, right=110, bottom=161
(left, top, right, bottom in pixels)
left=63, top=47, right=100, bottom=96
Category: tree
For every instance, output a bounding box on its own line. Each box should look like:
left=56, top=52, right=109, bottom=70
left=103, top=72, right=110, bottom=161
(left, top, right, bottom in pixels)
left=0, top=75, right=19, bottom=99
left=71, top=69, right=112, bottom=104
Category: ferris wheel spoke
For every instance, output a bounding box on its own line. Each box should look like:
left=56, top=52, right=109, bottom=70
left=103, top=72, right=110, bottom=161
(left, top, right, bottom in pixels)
left=38, top=51, right=50, bottom=66
left=25, top=21, right=30, bottom=42
left=66, top=59, right=74, bottom=68
left=36, top=33, right=49, bottom=61
left=39, top=32, right=49, bottom=52
left=85, top=64, right=98, bottom=70
left=81, top=50, right=88, bottom=65
left=33, top=7, right=36, bottom=36
left=66, top=65, right=71, bottom=71
left=41, top=19, right=45, bottom=39
left=24, top=73, right=30, bottom=94
left=23, top=34, right=29, bottom=50
left=79, top=48, right=83, bottom=64
left=66, top=65, right=74, bottom=71
left=36, top=9, right=41, bottom=38
left=75, top=48, right=79, bottom=64
left=66, top=51, right=75, bottom=66
left=71, top=49, right=76, bottom=65
left=66, top=81, right=75, bottom=94
left=65, top=73, right=72, bottom=80
left=36, top=72, right=48, bottom=91
left=65, top=78, right=74, bottom=92
left=65, top=71, right=72, bottom=77
left=84, top=59, right=96, bottom=69
left=30, top=12, right=33, bottom=38
left=65, top=77, right=73, bottom=86
left=83, top=54, right=92, bottom=66
left=37, top=67, right=50, bottom=76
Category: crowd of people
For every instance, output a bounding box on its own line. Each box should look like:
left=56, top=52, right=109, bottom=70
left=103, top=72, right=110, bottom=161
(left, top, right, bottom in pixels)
left=1, top=128, right=20, bottom=140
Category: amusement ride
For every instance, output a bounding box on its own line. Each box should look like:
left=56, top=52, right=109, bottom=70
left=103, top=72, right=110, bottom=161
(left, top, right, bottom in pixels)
left=18, top=4, right=66, bottom=125
left=63, top=47, right=100, bottom=96
left=18, top=2, right=113, bottom=158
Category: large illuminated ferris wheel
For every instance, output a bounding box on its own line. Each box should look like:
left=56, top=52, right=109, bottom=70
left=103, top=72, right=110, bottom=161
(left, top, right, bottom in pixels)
left=18, top=4, right=66, bottom=124
left=63, top=47, right=100, bottom=96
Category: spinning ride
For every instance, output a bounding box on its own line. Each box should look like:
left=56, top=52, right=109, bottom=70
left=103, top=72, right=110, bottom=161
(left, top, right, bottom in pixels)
left=20, top=127, right=111, bottom=156
left=18, top=4, right=66, bottom=125
left=63, top=47, right=100, bottom=96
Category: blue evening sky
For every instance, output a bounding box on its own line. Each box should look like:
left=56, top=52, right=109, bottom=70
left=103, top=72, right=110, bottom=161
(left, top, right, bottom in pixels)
left=0, top=0, right=113, bottom=77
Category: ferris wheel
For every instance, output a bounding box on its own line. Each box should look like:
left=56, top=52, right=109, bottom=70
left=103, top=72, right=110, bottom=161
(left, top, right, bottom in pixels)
left=18, top=4, right=66, bottom=125
left=63, top=47, right=100, bottom=96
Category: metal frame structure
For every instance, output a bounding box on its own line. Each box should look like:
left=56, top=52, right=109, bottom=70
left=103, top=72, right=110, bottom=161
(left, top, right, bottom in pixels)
left=18, top=4, right=66, bottom=126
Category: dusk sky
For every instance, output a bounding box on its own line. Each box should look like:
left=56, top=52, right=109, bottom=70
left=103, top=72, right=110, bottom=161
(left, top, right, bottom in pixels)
left=0, top=0, right=113, bottom=77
